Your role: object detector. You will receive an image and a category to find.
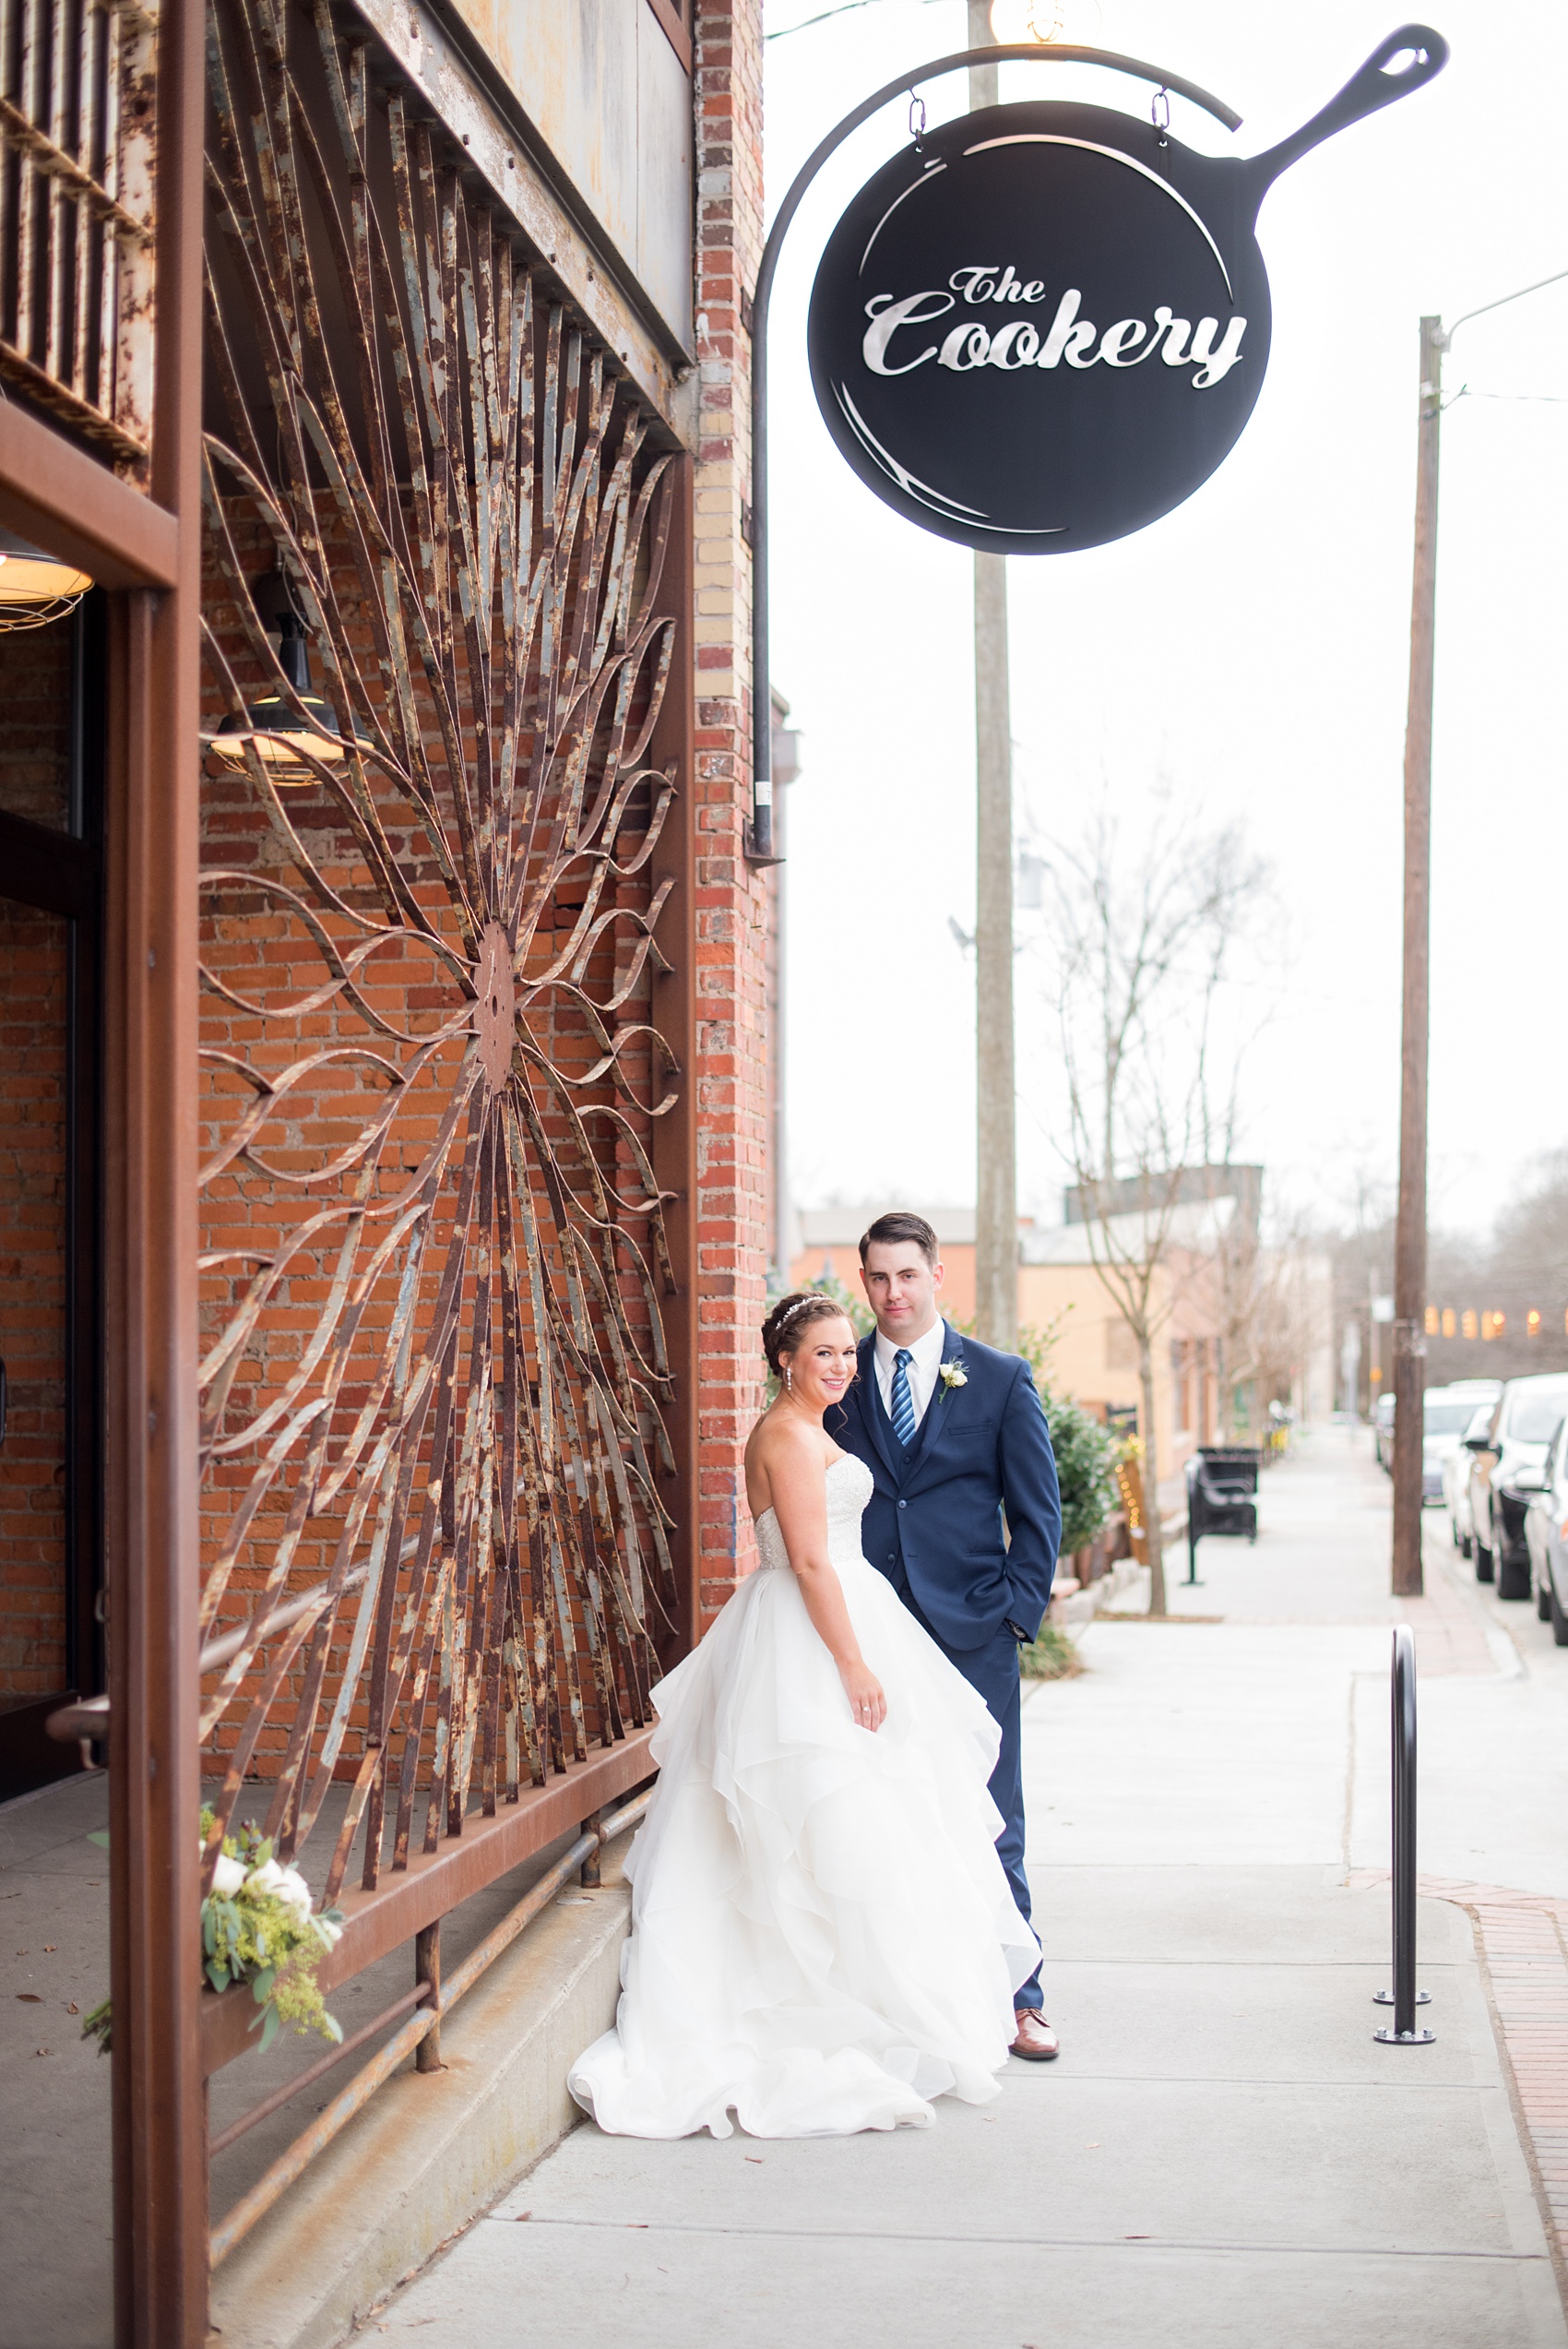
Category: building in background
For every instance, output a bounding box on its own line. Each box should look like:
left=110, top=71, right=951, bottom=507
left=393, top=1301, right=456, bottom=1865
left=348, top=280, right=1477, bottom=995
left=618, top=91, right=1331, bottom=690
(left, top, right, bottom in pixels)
left=792, top=1171, right=1334, bottom=1465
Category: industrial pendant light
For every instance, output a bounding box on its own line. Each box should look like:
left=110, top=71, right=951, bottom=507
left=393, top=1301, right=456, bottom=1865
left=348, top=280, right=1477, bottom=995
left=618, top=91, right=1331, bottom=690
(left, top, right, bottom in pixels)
left=211, top=605, right=364, bottom=785
left=0, top=527, right=93, bottom=631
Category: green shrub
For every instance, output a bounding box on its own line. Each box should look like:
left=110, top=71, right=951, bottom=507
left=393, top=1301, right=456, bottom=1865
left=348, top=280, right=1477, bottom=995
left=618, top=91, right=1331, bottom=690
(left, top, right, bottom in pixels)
left=1039, top=1386, right=1123, bottom=1556
left=1019, top=1624, right=1086, bottom=1679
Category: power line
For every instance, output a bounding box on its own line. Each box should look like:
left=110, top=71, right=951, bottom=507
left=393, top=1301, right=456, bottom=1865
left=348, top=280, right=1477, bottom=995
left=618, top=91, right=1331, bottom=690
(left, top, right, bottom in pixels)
left=766, top=0, right=948, bottom=41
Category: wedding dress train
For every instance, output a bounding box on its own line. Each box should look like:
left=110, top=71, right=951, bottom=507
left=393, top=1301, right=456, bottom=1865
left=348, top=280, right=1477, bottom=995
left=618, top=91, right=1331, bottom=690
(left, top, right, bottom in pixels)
left=568, top=1455, right=1039, bottom=2139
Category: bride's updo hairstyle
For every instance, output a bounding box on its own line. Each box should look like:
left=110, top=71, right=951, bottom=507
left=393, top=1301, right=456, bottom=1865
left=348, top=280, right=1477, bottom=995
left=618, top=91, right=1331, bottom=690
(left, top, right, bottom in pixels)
left=762, top=1292, right=850, bottom=1377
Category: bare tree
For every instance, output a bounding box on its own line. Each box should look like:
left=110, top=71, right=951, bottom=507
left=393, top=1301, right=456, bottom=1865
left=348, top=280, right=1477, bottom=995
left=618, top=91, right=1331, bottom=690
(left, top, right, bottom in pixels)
left=1043, top=794, right=1270, bottom=1615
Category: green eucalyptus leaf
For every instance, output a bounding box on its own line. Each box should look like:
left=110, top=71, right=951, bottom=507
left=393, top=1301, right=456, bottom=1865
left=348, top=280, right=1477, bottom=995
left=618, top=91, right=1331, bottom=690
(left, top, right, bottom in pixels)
left=87, top=1830, right=111, bottom=1849
left=206, top=1959, right=229, bottom=1995
left=250, top=1967, right=276, bottom=2003
left=258, top=2005, right=279, bottom=2054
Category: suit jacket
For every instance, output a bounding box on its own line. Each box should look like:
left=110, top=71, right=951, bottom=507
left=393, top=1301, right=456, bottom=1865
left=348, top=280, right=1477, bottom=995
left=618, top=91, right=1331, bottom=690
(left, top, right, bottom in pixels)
left=826, top=1322, right=1062, bottom=1653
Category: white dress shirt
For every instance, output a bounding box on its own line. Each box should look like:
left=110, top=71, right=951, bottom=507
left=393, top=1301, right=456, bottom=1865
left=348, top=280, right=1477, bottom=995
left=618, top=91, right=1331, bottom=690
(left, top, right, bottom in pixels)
left=873, top=1317, right=948, bottom=1433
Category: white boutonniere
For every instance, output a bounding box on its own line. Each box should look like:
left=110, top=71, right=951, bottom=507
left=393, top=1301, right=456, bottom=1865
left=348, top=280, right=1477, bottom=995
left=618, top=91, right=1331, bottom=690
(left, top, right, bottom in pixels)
left=938, top=1359, right=968, bottom=1395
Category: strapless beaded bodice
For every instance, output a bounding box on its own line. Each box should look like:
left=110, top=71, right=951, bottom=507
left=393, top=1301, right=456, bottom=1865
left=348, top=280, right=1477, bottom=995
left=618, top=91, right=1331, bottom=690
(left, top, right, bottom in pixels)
left=754, top=1453, right=873, bottom=1573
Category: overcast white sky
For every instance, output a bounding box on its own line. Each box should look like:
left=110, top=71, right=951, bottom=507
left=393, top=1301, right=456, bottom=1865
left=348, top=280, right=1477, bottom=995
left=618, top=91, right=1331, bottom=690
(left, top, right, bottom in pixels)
left=761, top=0, right=1568, bottom=1239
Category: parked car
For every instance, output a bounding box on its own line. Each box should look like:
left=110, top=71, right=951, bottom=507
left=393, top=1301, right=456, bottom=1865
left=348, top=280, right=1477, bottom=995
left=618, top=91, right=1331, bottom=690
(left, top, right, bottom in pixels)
left=1446, top=1402, right=1495, bottom=1556
left=1373, top=1389, right=1396, bottom=1471
left=1464, top=1373, right=1568, bottom=1599
left=1422, top=1383, right=1499, bottom=1506
left=1523, top=1416, right=1568, bottom=1645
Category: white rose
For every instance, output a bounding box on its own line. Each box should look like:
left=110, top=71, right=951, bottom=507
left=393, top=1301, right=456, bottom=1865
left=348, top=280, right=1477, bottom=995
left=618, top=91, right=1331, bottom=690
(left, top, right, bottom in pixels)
left=211, top=1853, right=246, bottom=1896
left=244, top=1857, right=287, bottom=1900
left=315, top=1917, right=344, bottom=1949
left=273, top=1866, right=314, bottom=1922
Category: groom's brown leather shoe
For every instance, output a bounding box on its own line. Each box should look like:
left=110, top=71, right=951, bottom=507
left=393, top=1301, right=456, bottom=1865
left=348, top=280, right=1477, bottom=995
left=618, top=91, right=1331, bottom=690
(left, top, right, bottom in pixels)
left=1011, top=2009, right=1060, bottom=2061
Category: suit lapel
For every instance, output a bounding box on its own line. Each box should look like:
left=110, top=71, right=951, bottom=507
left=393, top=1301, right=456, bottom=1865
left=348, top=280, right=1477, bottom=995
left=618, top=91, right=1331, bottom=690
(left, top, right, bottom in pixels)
left=902, top=1322, right=967, bottom=1488
left=852, top=1331, right=897, bottom=1478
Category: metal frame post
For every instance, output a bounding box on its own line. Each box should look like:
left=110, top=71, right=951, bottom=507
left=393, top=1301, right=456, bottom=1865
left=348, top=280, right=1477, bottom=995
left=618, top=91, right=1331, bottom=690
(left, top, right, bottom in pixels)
left=103, top=0, right=208, bottom=2335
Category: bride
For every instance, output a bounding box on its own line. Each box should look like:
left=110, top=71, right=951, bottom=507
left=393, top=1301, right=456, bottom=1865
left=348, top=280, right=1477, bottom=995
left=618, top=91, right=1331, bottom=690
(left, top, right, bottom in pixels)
left=567, top=1292, right=1040, bottom=2139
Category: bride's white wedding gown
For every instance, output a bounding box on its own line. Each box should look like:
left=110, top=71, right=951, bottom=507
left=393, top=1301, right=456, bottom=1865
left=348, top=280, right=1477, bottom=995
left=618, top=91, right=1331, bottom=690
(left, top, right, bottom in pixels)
left=568, top=1454, right=1039, bottom=2139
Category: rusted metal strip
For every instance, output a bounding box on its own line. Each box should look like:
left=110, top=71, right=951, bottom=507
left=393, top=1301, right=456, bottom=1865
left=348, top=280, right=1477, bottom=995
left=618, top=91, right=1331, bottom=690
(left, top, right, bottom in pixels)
left=425, top=1827, right=595, bottom=2018
left=206, top=1977, right=434, bottom=2157
left=200, top=1724, right=655, bottom=2077
left=0, top=92, right=155, bottom=239
left=208, top=2000, right=437, bottom=2269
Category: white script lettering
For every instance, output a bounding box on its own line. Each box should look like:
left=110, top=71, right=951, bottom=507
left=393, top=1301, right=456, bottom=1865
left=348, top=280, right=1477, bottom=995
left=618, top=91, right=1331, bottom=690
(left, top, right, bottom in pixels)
left=1189, top=316, right=1248, bottom=388
left=1097, top=318, right=1147, bottom=367
left=864, top=277, right=1246, bottom=389
left=861, top=290, right=954, bottom=376
left=1036, top=289, right=1083, bottom=368
left=938, top=321, right=992, bottom=371
left=986, top=319, right=1040, bottom=369
left=947, top=264, right=1049, bottom=305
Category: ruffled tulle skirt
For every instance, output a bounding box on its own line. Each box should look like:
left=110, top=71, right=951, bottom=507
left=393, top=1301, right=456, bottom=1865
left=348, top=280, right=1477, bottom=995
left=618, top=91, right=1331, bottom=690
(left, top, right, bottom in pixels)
left=567, top=1549, right=1039, bottom=2139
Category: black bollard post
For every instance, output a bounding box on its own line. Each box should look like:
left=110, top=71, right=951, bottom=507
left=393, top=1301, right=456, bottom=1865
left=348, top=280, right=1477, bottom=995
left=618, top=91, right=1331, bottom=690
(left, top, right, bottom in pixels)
left=1182, top=1461, right=1204, bottom=1588
left=1373, top=1624, right=1434, bottom=2045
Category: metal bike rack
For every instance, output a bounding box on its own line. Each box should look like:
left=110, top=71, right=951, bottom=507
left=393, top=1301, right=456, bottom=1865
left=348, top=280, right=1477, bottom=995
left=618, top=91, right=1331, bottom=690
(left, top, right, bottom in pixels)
left=1373, top=1623, right=1434, bottom=2045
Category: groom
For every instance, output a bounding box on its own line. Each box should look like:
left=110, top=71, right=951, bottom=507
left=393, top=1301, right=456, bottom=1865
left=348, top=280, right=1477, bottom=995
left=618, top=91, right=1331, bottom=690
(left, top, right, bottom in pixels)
left=826, top=1210, right=1063, bottom=2060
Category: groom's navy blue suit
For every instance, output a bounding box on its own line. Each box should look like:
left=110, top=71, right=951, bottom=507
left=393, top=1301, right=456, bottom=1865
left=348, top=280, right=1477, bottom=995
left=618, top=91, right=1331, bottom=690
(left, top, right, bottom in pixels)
left=827, top=1322, right=1062, bottom=2009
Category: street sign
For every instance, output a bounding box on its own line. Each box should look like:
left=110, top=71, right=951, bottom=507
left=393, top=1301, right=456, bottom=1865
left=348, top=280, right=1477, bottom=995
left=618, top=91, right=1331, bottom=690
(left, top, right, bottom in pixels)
left=806, top=35, right=1446, bottom=554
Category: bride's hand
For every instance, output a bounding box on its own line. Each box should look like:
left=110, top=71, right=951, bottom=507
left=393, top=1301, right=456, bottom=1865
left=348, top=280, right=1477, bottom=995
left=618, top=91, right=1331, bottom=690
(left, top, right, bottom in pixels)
left=840, top=1659, right=886, bottom=1734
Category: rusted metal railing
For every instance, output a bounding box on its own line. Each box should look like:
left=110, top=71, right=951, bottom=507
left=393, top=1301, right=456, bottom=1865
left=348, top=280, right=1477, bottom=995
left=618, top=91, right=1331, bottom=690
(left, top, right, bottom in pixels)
left=208, top=1783, right=652, bottom=2267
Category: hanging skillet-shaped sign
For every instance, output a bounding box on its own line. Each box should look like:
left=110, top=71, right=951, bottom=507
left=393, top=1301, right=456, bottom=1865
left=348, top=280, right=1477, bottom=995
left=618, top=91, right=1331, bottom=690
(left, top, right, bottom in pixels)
left=807, top=29, right=1446, bottom=555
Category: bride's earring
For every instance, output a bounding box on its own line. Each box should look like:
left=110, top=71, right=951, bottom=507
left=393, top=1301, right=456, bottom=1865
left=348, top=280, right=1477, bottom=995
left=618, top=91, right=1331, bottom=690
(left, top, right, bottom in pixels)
left=784, top=1365, right=792, bottom=1393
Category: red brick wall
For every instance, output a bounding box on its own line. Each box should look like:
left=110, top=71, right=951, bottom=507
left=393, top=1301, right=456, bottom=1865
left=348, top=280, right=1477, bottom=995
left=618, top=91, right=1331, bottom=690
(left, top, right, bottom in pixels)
left=694, top=1, right=772, bottom=1624
left=0, top=621, right=73, bottom=1695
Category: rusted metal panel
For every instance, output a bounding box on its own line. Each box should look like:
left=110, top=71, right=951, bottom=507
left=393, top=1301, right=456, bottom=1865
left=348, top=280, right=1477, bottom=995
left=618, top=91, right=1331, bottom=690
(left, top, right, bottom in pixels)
left=434, top=0, right=693, bottom=352
left=198, top=1699, right=656, bottom=2079
left=345, top=0, right=696, bottom=441
left=0, top=0, right=160, bottom=471
left=195, top=0, right=689, bottom=2010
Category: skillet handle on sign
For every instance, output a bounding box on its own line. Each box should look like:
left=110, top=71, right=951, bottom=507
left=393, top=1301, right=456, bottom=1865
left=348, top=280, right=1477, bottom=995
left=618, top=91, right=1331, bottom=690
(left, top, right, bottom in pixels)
left=1240, top=24, right=1449, bottom=214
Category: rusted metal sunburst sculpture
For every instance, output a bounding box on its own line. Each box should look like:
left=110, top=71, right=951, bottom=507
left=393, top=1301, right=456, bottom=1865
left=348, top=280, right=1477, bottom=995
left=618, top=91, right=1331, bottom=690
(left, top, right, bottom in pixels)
left=195, top=0, right=683, bottom=1903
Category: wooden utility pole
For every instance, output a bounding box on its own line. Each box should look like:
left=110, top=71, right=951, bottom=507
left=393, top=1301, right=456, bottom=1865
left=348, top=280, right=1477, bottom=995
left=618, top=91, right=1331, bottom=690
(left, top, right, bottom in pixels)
left=968, top=4, right=1017, bottom=1353
left=1392, top=316, right=1443, bottom=1597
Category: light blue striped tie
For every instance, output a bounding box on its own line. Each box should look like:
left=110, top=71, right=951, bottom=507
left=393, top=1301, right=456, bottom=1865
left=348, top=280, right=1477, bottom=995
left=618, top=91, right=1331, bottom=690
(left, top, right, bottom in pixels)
left=890, top=1348, right=917, bottom=1449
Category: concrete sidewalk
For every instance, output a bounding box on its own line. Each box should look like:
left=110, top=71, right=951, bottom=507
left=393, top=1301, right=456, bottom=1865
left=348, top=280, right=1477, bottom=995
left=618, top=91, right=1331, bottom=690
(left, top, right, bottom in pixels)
left=366, top=1427, right=1568, bottom=2348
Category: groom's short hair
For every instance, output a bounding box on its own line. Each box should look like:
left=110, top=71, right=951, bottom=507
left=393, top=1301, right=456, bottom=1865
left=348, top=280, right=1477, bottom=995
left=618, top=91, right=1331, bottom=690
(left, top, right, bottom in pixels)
left=859, top=1210, right=939, bottom=1266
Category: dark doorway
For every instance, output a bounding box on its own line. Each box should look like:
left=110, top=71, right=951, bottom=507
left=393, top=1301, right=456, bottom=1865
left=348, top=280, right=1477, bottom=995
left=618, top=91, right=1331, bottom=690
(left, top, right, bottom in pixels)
left=0, top=595, right=103, bottom=1798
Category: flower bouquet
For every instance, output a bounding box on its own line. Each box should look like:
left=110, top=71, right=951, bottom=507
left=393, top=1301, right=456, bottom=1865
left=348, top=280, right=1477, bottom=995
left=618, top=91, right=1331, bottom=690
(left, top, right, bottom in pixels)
left=80, top=1809, right=345, bottom=2057
left=200, top=1809, right=345, bottom=2050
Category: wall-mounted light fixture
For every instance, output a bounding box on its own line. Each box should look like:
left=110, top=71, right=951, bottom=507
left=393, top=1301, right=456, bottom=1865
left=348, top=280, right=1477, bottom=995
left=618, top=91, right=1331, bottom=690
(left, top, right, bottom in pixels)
left=210, top=588, right=365, bottom=785
left=0, top=527, right=93, bottom=632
